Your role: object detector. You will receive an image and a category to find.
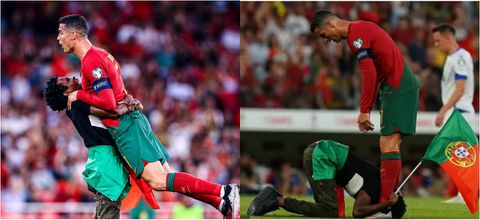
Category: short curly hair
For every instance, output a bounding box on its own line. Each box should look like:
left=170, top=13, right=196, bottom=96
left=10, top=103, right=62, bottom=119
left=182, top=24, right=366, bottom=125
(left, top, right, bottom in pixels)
left=391, top=195, right=407, bottom=219
left=44, top=76, right=68, bottom=112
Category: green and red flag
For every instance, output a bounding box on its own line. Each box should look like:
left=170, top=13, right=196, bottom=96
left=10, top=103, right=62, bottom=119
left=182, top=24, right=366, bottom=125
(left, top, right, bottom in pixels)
left=423, top=110, right=478, bottom=214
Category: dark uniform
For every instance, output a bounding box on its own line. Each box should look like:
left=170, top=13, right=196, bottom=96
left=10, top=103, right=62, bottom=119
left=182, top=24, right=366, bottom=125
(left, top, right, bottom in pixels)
left=282, top=140, right=381, bottom=217
left=67, top=101, right=129, bottom=219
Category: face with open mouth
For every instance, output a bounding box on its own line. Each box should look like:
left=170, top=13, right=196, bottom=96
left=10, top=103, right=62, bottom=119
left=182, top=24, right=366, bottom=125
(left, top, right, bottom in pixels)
left=57, top=23, right=74, bottom=53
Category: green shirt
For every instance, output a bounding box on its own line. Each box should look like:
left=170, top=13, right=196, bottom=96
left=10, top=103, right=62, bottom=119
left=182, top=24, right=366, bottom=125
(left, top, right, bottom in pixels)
left=312, top=140, right=349, bottom=180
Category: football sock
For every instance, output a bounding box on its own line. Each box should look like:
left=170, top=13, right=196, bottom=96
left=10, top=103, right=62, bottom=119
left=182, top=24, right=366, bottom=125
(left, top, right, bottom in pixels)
left=184, top=193, right=222, bottom=210
left=166, top=172, right=222, bottom=196
left=380, top=151, right=401, bottom=202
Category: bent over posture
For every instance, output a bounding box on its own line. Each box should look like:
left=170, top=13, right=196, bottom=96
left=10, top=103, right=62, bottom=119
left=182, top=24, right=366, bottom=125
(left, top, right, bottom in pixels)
left=310, top=10, right=419, bottom=203
left=248, top=140, right=406, bottom=218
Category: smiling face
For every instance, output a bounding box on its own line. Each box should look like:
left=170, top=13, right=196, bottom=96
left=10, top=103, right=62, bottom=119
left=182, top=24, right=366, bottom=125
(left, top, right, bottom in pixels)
left=57, top=24, right=75, bottom=53
left=57, top=76, right=81, bottom=95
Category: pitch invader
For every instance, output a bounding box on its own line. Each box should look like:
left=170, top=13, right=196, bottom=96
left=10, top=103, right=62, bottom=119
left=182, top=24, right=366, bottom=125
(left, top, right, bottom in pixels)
left=248, top=140, right=406, bottom=218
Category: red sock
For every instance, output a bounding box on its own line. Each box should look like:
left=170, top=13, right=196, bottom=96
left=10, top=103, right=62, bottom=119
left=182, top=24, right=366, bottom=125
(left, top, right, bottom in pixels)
left=336, top=185, right=345, bottom=217
left=380, top=151, right=401, bottom=202
left=166, top=172, right=222, bottom=196
left=185, top=193, right=222, bottom=210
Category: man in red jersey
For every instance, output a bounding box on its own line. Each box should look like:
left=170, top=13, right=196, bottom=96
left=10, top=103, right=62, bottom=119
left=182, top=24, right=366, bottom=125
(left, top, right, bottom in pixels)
left=56, top=14, right=239, bottom=218
left=309, top=10, right=419, bottom=205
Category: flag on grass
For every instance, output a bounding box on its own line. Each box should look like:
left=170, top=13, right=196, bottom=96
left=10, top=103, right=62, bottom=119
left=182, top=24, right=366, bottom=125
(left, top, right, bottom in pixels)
left=423, top=110, right=478, bottom=214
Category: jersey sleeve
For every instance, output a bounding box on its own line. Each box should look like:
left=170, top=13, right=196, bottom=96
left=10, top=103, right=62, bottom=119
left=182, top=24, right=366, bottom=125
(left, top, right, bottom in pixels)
left=349, top=25, right=377, bottom=113
left=77, top=59, right=116, bottom=111
left=71, top=100, right=91, bottom=114
left=452, top=55, right=468, bottom=80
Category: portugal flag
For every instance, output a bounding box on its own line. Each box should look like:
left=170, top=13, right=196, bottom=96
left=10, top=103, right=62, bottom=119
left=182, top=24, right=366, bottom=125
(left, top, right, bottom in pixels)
left=423, top=110, right=478, bottom=214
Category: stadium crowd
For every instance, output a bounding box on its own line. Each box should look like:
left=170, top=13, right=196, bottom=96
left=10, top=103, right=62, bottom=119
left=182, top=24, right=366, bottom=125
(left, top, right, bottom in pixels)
left=240, top=2, right=479, bottom=111
left=240, top=2, right=478, bottom=198
left=1, top=2, right=239, bottom=218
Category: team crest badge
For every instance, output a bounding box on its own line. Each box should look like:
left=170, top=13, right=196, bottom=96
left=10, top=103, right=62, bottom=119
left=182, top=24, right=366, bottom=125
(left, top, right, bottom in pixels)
left=353, top=38, right=363, bottom=49
left=445, top=141, right=476, bottom=167
left=92, top=67, right=102, bottom=79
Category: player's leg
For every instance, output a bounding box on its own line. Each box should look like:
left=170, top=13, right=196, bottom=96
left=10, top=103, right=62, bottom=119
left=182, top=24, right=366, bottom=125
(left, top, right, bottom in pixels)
left=378, top=63, right=419, bottom=202
left=379, top=133, right=402, bottom=202
left=161, top=162, right=234, bottom=217
left=275, top=143, right=337, bottom=217
left=109, top=111, right=238, bottom=216
left=141, top=161, right=236, bottom=202
left=109, top=111, right=224, bottom=195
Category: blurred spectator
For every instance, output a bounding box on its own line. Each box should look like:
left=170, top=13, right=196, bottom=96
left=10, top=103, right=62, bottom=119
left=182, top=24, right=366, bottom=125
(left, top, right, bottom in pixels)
left=171, top=195, right=204, bottom=219
left=1, top=2, right=239, bottom=218
left=240, top=2, right=479, bottom=112
left=130, top=200, right=155, bottom=219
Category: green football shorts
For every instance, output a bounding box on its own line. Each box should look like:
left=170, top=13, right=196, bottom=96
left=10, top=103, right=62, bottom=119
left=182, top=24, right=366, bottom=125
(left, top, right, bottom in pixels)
left=108, top=110, right=170, bottom=178
left=379, top=62, right=419, bottom=136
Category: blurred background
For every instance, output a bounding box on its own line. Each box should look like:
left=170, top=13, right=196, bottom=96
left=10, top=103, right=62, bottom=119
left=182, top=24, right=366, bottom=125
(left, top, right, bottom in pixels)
left=1, top=1, right=239, bottom=218
left=240, top=1, right=479, bottom=204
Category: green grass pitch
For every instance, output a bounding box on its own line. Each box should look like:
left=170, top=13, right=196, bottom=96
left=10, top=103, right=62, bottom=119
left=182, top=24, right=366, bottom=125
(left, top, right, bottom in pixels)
left=240, top=195, right=478, bottom=219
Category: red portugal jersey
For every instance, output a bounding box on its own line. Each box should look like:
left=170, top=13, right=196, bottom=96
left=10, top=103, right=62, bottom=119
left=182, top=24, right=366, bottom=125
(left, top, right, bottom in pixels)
left=347, top=21, right=405, bottom=113
left=77, top=46, right=127, bottom=127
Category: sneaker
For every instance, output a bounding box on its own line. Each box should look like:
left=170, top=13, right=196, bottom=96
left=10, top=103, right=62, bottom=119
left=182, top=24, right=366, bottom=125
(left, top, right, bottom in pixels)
left=223, top=184, right=240, bottom=219
left=247, top=186, right=282, bottom=216
left=231, top=184, right=240, bottom=219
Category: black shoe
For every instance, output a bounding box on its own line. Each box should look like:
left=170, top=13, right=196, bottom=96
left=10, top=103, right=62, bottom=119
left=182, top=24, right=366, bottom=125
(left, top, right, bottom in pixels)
left=247, top=186, right=283, bottom=216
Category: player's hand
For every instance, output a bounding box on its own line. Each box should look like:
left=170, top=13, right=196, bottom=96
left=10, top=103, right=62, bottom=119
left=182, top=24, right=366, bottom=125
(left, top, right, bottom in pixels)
left=114, top=103, right=129, bottom=117
left=357, top=113, right=374, bottom=133
left=133, top=99, right=144, bottom=111
left=435, top=109, right=446, bottom=127
left=67, top=91, right=78, bottom=110
left=118, top=94, right=135, bottom=113
left=386, top=193, right=398, bottom=206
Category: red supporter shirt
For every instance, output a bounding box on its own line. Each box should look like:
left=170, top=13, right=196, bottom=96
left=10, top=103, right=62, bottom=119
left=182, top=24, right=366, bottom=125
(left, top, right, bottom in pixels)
left=347, top=21, right=405, bottom=113
left=77, top=46, right=127, bottom=127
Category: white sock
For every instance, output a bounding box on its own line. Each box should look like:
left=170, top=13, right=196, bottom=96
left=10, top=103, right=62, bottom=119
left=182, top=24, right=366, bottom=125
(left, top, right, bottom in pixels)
left=218, top=199, right=225, bottom=211
left=220, top=186, right=225, bottom=198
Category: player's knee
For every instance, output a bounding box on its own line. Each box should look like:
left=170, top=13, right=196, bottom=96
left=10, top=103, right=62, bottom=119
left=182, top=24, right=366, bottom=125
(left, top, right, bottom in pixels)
left=142, top=162, right=168, bottom=190
left=148, top=179, right=167, bottom=191
left=380, top=134, right=402, bottom=152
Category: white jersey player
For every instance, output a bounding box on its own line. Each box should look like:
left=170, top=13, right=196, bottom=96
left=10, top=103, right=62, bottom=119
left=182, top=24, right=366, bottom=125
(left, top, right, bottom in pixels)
left=432, top=24, right=475, bottom=128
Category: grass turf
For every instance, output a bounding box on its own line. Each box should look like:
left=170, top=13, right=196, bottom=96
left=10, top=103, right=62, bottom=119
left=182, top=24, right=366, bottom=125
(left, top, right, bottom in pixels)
left=241, top=194, right=478, bottom=219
